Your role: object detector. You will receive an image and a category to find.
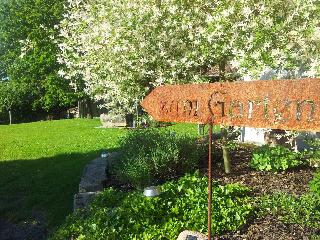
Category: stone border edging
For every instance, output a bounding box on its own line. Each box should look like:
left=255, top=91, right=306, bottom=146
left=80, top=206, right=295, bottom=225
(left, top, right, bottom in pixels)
left=73, top=152, right=119, bottom=212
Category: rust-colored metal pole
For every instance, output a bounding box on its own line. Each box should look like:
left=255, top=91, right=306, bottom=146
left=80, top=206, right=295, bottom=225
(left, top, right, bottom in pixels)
left=208, top=122, right=213, bottom=240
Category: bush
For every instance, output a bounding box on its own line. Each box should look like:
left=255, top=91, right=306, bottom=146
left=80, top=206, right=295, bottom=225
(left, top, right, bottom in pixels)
left=310, top=171, right=320, bottom=196
left=250, top=145, right=302, bottom=171
left=51, top=172, right=253, bottom=240
left=111, top=129, right=201, bottom=188
left=257, top=193, right=320, bottom=228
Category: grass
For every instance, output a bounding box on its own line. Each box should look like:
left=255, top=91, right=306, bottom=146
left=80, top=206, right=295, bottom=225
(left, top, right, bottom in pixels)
left=167, top=122, right=219, bottom=137
left=0, top=119, right=124, bottom=228
left=0, top=119, right=201, bottom=229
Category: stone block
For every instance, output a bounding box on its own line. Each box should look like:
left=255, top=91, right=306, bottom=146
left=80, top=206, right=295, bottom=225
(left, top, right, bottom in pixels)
left=177, top=230, right=207, bottom=240
left=73, top=192, right=100, bottom=211
left=79, top=158, right=107, bottom=193
left=100, top=113, right=126, bottom=128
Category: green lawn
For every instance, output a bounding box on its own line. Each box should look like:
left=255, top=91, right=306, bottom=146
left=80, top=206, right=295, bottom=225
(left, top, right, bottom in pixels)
left=0, top=119, right=201, bottom=229
left=167, top=122, right=219, bottom=136
left=0, top=119, right=125, bottom=228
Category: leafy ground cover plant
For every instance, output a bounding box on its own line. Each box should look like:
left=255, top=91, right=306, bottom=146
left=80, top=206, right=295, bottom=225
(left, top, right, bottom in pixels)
left=310, top=170, right=320, bottom=197
left=51, top=172, right=253, bottom=240
left=250, top=145, right=303, bottom=171
left=256, top=193, right=320, bottom=229
left=111, top=129, right=202, bottom=188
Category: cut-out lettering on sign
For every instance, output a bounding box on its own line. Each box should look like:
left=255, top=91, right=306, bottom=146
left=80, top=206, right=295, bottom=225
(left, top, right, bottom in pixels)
left=141, top=78, right=320, bottom=132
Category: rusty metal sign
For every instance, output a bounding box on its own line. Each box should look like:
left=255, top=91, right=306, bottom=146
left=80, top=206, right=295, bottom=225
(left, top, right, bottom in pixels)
left=141, top=78, right=320, bottom=132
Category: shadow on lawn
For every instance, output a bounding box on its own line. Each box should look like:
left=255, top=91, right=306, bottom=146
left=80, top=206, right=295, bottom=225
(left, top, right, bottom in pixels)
left=0, top=147, right=119, bottom=239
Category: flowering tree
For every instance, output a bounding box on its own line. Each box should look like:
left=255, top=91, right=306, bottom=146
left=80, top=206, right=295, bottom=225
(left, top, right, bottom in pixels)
left=59, top=0, right=319, bottom=114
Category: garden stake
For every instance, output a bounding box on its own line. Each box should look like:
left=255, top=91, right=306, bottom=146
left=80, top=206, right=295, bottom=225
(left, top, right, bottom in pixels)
left=208, top=122, right=213, bottom=240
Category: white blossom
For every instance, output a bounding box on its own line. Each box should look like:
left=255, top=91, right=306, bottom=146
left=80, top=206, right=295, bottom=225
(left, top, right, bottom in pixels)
left=58, top=0, right=320, bottom=113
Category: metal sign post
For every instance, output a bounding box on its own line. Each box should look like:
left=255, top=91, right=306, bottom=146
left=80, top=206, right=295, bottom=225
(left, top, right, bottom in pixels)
left=208, top=122, right=213, bottom=240
left=141, top=78, right=320, bottom=238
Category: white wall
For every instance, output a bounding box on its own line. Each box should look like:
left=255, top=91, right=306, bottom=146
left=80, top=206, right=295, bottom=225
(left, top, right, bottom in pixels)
left=240, top=127, right=265, bottom=145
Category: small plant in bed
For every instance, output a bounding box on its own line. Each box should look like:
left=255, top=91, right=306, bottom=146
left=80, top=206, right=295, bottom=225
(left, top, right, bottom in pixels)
left=250, top=145, right=303, bottom=171
left=310, top=170, right=320, bottom=197
left=111, top=128, right=202, bottom=189
left=256, top=193, right=320, bottom=229
left=51, top=172, right=253, bottom=240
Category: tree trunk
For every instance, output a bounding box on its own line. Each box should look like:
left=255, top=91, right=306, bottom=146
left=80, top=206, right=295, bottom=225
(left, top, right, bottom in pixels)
left=219, top=59, right=231, bottom=173
left=86, top=98, right=93, bottom=119
left=221, top=127, right=231, bottom=174
left=219, top=60, right=226, bottom=82
left=8, top=109, right=12, bottom=125
left=77, top=100, right=82, bottom=118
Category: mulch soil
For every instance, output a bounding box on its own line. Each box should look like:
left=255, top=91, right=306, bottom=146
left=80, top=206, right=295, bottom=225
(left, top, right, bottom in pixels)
left=200, top=144, right=319, bottom=239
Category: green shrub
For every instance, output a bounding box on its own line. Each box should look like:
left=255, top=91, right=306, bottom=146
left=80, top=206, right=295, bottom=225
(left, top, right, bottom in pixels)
left=250, top=145, right=302, bottom=171
left=111, top=129, right=201, bottom=188
left=310, top=170, right=320, bottom=196
left=51, top=172, right=253, bottom=240
left=256, top=193, right=320, bottom=228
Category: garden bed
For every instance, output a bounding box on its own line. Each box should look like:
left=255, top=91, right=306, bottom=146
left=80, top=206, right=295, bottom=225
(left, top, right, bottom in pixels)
left=207, top=145, right=314, bottom=196
left=204, top=145, right=319, bottom=239
left=52, top=138, right=319, bottom=239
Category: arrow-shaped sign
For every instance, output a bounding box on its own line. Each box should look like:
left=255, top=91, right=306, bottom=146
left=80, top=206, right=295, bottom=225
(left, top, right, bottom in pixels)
left=141, top=78, right=320, bottom=132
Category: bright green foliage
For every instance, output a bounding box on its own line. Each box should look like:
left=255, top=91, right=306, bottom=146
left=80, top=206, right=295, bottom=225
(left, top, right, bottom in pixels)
left=0, top=80, right=26, bottom=121
left=0, top=119, right=124, bottom=227
left=167, top=123, right=220, bottom=137
left=257, top=193, right=320, bottom=228
left=310, top=171, right=320, bottom=197
left=51, top=172, right=253, bottom=239
left=0, top=0, right=76, bottom=118
left=250, top=145, right=303, bottom=171
left=111, top=129, right=202, bottom=188
left=167, top=123, right=202, bottom=137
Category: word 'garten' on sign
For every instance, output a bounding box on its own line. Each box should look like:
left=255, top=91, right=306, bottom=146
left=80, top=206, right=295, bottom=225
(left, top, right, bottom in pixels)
left=141, top=78, right=320, bottom=132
